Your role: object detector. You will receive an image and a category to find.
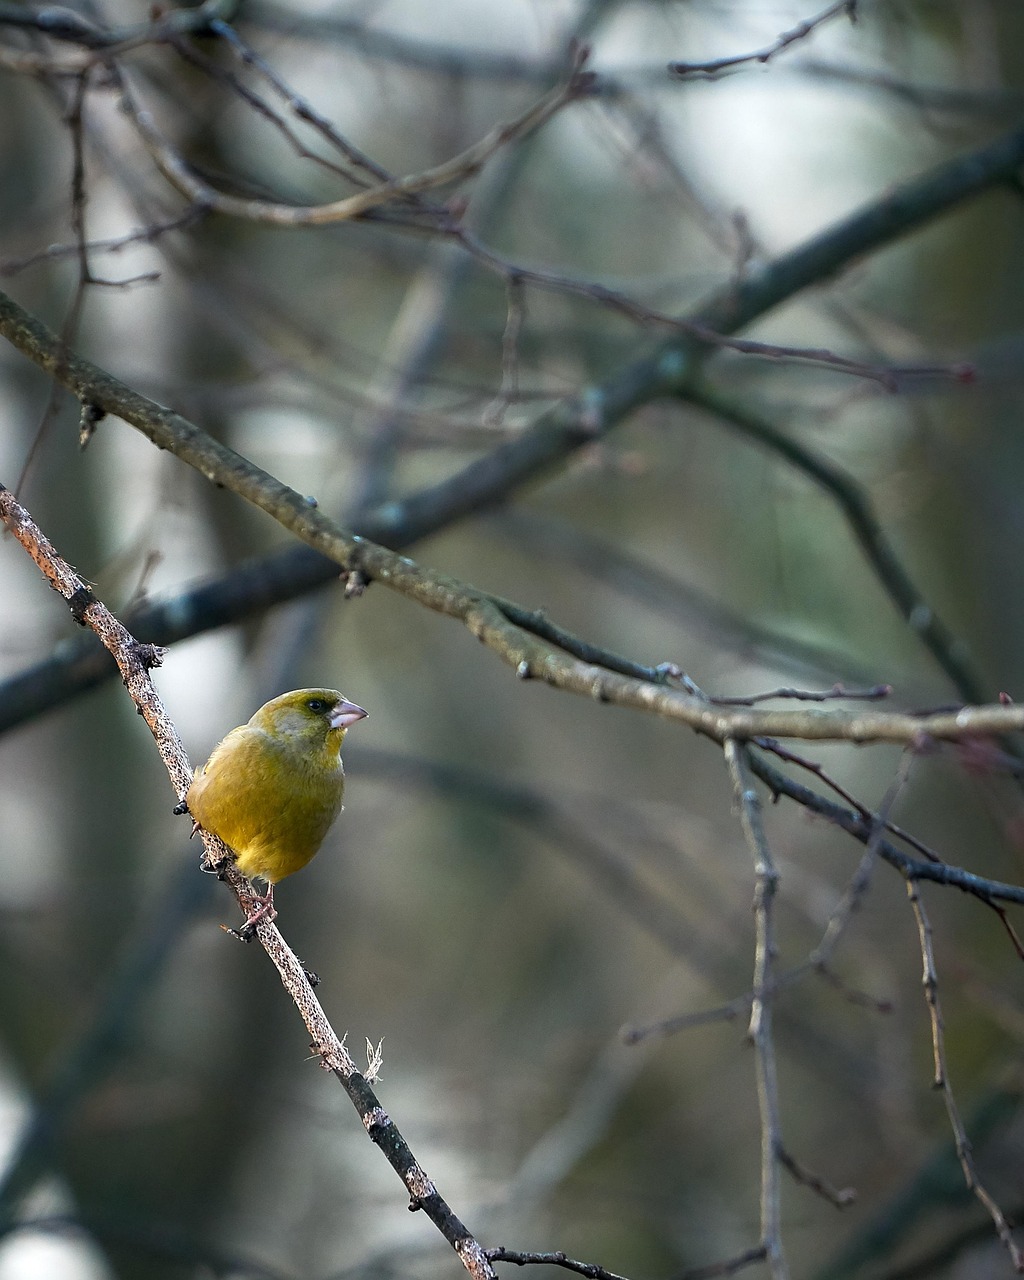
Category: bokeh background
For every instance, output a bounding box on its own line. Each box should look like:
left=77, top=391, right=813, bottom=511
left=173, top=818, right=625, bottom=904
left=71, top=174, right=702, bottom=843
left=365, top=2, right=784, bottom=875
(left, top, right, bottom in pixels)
left=1, top=1, right=1023, bottom=1277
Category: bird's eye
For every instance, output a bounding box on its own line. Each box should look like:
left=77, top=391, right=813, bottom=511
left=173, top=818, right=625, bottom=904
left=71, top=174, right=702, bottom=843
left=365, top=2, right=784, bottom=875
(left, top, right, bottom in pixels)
left=307, top=698, right=327, bottom=713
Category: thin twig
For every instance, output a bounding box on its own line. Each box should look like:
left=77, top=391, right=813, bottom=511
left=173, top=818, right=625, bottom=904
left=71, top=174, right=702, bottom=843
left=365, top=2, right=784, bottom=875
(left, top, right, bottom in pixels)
left=451, top=228, right=932, bottom=385
left=679, top=1244, right=768, bottom=1280
left=669, top=1, right=857, bottom=78
left=724, top=740, right=788, bottom=1280
left=685, top=382, right=985, bottom=705
left=710, top=683, right=891, bottom=706
left=483, top=276, right=526, bottom=426
left=208, top=17, right=398, bottom=189
left=487, top=1248, right=631, bottom=1280
left=14, top=71, right=92, bottom=498
left=166, top=30, right=377, bottom=191
left=622, top=993, right=750, bottom=1044
left=0, top=0, right=237, bottom=49
left=812, top=962, right=894, bottom=1012
left=125, top=50, right=594, bottom=225
left=96, top=35, right=974, bottom=388
left=749, top=749, right=1024, bottom=910
left=628, top=759, right=909, bottom=1045
left=756, top=736, right=943, bottom=864
left=805, top=752, right=914, bottom=972
left=905, top=879, right=1024, bottom=1271
left=776, top=1146, right=855, bottom=1210
left=0, top=207, right=205, bottom=277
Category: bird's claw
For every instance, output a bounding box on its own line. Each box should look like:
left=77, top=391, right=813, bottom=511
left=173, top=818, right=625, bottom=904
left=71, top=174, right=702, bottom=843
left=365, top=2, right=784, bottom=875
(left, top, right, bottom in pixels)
left=222, top=894, right=278, bottom=942
left=221, top=922, right=256, bottom=943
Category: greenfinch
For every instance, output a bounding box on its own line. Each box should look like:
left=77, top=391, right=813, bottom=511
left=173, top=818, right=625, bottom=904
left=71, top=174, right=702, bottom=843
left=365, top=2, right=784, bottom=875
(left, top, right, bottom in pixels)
left=185, top=689, right=367, bottom=929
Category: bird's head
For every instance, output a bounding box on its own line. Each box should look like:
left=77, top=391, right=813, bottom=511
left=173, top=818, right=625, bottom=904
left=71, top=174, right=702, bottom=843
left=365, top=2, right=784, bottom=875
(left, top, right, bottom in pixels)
left=250, top=688, right=368, bottom=750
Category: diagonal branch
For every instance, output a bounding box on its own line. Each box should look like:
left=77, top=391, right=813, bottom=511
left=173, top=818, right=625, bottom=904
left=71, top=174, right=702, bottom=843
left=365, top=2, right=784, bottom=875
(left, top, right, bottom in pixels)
left=3, top=285, right=1024, bottom=747
left=747, top=749, right=1024, bottom=909
left=684, top=382, right=984, bottom=704
left=5, top=124, right=1024, bottom=729
left=0, top=484, right=495, bottom=1280
left=669, top=0, right=857, bottom=79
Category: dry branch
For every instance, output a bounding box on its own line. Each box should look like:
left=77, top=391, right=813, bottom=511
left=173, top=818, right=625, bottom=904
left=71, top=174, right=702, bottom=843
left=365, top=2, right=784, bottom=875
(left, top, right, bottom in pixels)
left=126, top=49, right=594, bottom=226
left=724, top=740, right=788, bottom=1280
left=670, top=0, right=857, bottom=78
left=6, top=120, right=1024, bottom=727
left=906, top=880, right=1024, bottom=1271
left=4, top=285, right=1024, bottom=757
left=0, top=482, right=496, bottom=1280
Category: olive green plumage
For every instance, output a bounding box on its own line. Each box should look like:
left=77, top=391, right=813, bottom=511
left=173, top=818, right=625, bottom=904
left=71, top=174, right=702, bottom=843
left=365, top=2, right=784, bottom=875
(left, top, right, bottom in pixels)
left=186, top=689, right=367, bottom=925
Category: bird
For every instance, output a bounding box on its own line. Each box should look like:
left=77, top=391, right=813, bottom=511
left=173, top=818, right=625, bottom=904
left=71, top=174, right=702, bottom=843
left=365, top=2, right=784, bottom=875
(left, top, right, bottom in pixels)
left=183, top=688, right=367, bottom=932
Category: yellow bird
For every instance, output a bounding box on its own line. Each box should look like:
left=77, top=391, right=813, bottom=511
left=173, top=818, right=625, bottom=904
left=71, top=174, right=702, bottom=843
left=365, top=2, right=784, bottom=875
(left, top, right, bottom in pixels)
left=184, top=688, right=367, bottom=930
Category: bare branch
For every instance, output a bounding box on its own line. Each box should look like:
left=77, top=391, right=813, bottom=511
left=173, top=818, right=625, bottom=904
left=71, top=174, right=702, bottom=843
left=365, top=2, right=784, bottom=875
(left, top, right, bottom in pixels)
left=0, top=0, right=238, bottom=50
left=685, top=382, right=984, bottom=704
left=7, top=286, right=1024, bottom=752
left=5, top=122, right=1024, bottom=736
left=3, top=12, right=1023, bottom=1277
left=724, top=739, right=788, bottom=1280
left=488, top=1248, right=632, bottom=1280
left=804, top=753, right=914, bottom=970
left=776, top=1146, right=856, bottom=1209
left=710, top=683, right=892, bottom=706
left=670, top=1, right=858, bottom=79
left=905, top=880, right=1024, bottom=1271
left=0, top=484, right=495, bottom=1280
left=0, top=206, right=206, bottom=276
left=747, top=749, right=1024, bottom=909
left=756, top=738, right=943, bottom=865
left=483, top=276, right=526, bottom=426
left=621, top=993, right=750, bottom=1045
left=680, top=1244, right=768, bottom=1280
left=124, top=51, right=595, bottom=226
left=621, top=774, right=902, bottom=1048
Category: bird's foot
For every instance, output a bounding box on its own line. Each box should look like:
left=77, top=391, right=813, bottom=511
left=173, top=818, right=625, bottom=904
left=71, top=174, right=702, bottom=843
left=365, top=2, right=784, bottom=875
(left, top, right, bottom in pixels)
left=227, top=890, right=277, bottom=941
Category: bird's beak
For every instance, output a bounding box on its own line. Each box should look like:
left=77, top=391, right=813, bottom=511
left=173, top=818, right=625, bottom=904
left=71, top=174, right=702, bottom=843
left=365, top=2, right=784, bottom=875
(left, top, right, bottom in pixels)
left=329, top=699, right=368, bottom=730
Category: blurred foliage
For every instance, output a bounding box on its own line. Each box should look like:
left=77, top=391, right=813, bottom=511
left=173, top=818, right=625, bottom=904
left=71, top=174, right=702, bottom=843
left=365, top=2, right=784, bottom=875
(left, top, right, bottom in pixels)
left=1, top=2, right=1024, bottom=1279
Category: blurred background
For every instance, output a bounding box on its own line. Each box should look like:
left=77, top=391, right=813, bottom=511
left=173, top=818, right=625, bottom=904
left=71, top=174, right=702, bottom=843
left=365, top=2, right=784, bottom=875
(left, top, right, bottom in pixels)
left=1, top=0, right=1023, bottom=1277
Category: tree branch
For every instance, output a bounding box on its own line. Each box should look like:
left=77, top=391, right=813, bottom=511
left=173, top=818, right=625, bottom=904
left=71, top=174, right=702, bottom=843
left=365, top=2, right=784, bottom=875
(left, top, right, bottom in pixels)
left=684, top=382, right=984, bottom=703
left=724, top=740, right=788, bottom=1280
left=0, top=484, right=495, bottom=1280
left=669, top=0, right=857, bottom=79
left=906, top=880, right=1023, bottom=1271
left=124, top=49, right=594, bottom=226
left=5, top=123, right=1024, bottom=730
left=0, top=289, right=1022, bottom=746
